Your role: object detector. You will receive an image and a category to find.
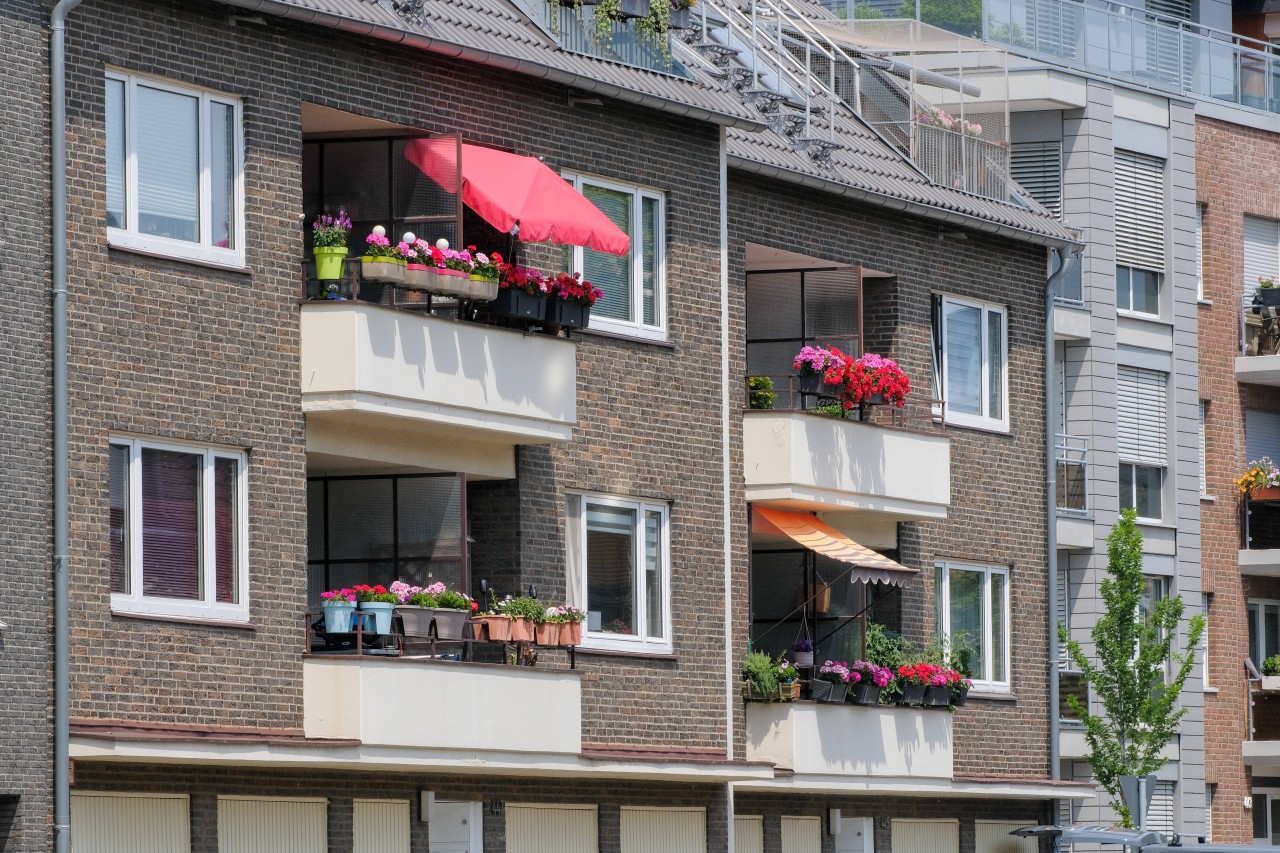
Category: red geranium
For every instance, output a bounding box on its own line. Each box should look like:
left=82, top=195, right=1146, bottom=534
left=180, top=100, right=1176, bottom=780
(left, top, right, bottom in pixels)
left=546, top=271, right=602, bottom=306
left=497, top=262, right=548, bottom=297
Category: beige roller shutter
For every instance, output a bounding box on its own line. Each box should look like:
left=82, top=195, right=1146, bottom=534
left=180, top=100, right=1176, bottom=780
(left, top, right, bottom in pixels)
left=71, top=792, right=189, bottom=853
left=892, top=819, right=959, bottom=853
left=734, top=816, right=764, bottom=853
left=781, top=816, right=821, bottom=853
left=217, top=797, right=327, bottom=853
left=1114, top=150, right=1166, bottom=272
left=354, top=800, right=410, bottom=853
left=1147, top=781, right=1176, bottom=835
left=620, top=807, right=705, bottom=853
left=506, top=804, right=597, bottom=853
left=975, top=820, right=1038, bottom=853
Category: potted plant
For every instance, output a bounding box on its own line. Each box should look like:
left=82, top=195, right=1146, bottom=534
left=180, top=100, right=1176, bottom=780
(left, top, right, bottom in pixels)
left=924, top=667, right=953, bottom=708
left=311, top=210, right=351, bottom=281
left=535, top=605, right=562, bottom=647
left=792, top=345, right=842, bottom=395
left=669, top=0, right=696, bottom=29
left=792, top=638, right=814, bottom=668
left=847, top=660, right=893, bottom=705
left=499, top=595, right=544, bottom=643
left=397, top=232, right=437, bottom=292
left=360, top=226, right=405, bottom=284
left=495, top=262, right=550, bottom=321
left=546, top=605, right=587, bottom=645
left=352, top=583, right=399, bottom=634
left=951, top=671, right=974, bottom=707
left=748, top=376, right=777, bottom=410
left=895, top=663, right=936, bottom=706
left=1237, top=457, right=1280, bottom=500
left=544, top=271, right=601, bottom=329
left=426, top=241, right=475, bottom=297
left=776, top=657, right=800, bottom=701
left=843, top=353, right=911, bottom=407
left=1257, top=276, right=1280, bottom=310
left=742, top=651, right=778, bottom=701
left=471, top=591, right=513, bottom=642
left=462, top=246, right=503, bottom=302
left=813, top=660, right=851, bottom=703
left=319, top=587, right=357, bottom=633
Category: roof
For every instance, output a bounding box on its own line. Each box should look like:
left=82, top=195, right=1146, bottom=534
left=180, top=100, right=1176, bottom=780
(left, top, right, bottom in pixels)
left=212, top=0, right=767, bottom=129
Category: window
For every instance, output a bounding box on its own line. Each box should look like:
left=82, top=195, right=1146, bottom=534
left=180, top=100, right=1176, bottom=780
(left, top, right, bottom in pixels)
left=1248, top=599, right=1280, bottom=666
left=1196, top=203, right=1205, bottom=301
left=1010, top=141, right=1062, bottom=219
left=931, top=295, right=1008, bottom=431
left=562, top=174, right=665, bottom=340
left=1117, top=365, right=1168, bottom=521
left=1114, top=149, right=1166, bottom=317
left=566, top=493, right=670, bottom=654
left=1244, top=214, right=1280, bottom=312
left=935, top=562, right=1010, bottom=688
left=1199, top=400, right=1208, bottom=497
left=105, top=71, right=244, bottom=266
left=1202, top=592, right=1212, bottom=689
left=109, top=438, right=248, bottom=621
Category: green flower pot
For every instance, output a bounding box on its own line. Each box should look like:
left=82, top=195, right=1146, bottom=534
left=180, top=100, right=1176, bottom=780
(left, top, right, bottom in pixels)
left=313, top=246, right=348, bottom=281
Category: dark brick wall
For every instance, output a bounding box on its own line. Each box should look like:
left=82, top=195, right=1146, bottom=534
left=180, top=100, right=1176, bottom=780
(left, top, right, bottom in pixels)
left=0, top=1, right=55, bottom=851
left=727, top=173, right=1052, bottom=776
left=1197, top=115, right=1280, bottom=843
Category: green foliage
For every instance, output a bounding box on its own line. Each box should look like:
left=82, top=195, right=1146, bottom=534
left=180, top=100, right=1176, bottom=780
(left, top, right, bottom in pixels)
left=812, top=402, right=848, bottom=418
left=742, top=651, right=779, bottom=699
left=500, top=595, right=546, bottom=622
left=1058, top=509, right=1205, bottom=827
left=866, top=622, right=914, bottom=702
left=434, top=590, right=472, bottom=611
left=1264, top=654, right=1280, bottom=677
left=748, top=376, right=777, bottom=410
left=899, top=0, right=981, bottom=37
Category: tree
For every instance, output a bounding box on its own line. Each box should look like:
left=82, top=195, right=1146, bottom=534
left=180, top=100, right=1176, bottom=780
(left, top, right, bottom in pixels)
left=898, top=0, right=982, bottom=38
left=1059, top=508, right=1205, bottom=827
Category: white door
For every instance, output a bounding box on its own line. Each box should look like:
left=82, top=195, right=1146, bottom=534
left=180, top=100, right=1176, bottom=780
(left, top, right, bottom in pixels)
left=354, top=800, right=410, bottom=853
left=71, top=792, right=190, bottom=853
left=781, top=816, right=821, bottom=853
left=430, top=801, right=483, bottom=853
left=734, top=816, right=764, bottom=853
left=217, top=797, right=327, bottom=853
left=834, top=816, right=874, bottom=853
left=891, top=819, right=959, bottom=853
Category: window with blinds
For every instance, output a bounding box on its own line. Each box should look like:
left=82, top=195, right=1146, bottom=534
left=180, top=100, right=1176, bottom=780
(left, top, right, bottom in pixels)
left=1115, top=150, right=1166, bottom=272
left=1244, top=215, right=1280, bottom=311
left=1196, top=204, right=1205, bottom=300
left=109, top=437, right=248, bottom=623
left=1117, top=366, right=1167, bottom=520
left=562, top=173, right=665, bottom=340
left=1010, top=142, right=1062, bottom=219
left=105, top=71, right=243, bottom=266
left=1246, top=409, right=1280, bottom=462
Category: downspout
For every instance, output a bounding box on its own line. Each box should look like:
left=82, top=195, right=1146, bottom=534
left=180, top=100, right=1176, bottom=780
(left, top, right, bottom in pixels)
left=1046, top=244, right=1078, bottom=798
left=718, top=124, right=736, bottom=853
left=51, top=2, right=84, bottom=852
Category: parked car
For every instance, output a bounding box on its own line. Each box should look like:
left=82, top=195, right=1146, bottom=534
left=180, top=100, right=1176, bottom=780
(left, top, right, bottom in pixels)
left=1013, top=824, right=1280, bottom=851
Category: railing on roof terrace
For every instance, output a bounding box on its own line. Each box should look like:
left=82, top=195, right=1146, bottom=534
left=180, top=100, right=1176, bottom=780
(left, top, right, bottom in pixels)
left=912, top=122, right=1009, bottom=199
left=510, top=0, right=691, bottom=78
left=981, top=0, right=1280, bottom=116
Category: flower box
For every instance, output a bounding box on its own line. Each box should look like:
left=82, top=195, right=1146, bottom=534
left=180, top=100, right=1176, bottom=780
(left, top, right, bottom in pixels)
left=923, top=685, right=953, bottom=707
left=313, top=246, right=348, bottom=281
left=397, top=605, right=435, bottom=638
left=810, top=680, right=847, bottom=704
left=510, top=615, right=535, bottom=643
left=951, top=684, right=970, bottom=707
left=471, top=614, right=512, bottom=642
left=403, top=264, right=438, bottom=292
left=793, top=651, right=814, bottom=667
left=847, top=683, right=883, bottom=706
left=898, top=682, right=927, bottom=706
left=794, top=374, right=826, bottom=395
left=560, top=621, right=583, bottom=646
left=463, top=275, right=499, bottom=302
left=1253, top=487, right=1280, bottom=502
left=321, top=600, right=357, bottom=633
left=669, top=6, right=692, bottom=28
left=535, top=621, right=562, bottom=646
left=545, top=299, right=591, bottom=329
left=778, top=681, right=800, bottom=702
left=361, top=257, right=404, bottom=284
left=494, top=289, right=547, bottom=321
left=356, top=601, right=395, bottom=634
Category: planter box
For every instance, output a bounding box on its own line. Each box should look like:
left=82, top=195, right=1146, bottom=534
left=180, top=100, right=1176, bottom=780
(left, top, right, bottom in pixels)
left=847, top=683, right=883, bottom=706
left=397, top=605, right=434, bottom=638
left=313, top=247, right=348, bottom=281
left=669, top=6, right=692, bottom=28
left=810, top=680, right=847, bottom=704
left=466, top=275, right=500, bottom=302
left=898, top=682, right=927, bottom=706
left=793, top=651, right=814, bottom=667
left=794, top=374, right=826, bottom=395
left=510, top=616, right=535, bottom=643
left=615, top=0, right=650, bottom=17
left=951, top=685, right=970, bottom=707
left=403, top=265, right=438, bottom=292
left=743, top=682, right=774, bottom=702
left=356, top=601, right=395, bottom=635
left=544, top=299, right=591, bottom=329
left=923, top=685, right=953, bottom=707
left=494, top=288, right=548, bottom=321
left=471, top=614, right=512, bottom=642
left=397, top=605, right=467, bottom=639
left=432, top=608, right=469, bottom=640
left=361, top=258, right=405, bottom=284
left=322, top=601, right=357, bottom=633
left=779, top=681, right=800, bottom=702
left=535, top=621, right=562, bottom=646
left=1257, top=287, right=1280, bottom=311
left=560, top=622, right=583, bottom=646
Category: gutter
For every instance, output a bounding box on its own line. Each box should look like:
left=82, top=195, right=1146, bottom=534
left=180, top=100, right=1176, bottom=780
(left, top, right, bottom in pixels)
left=51, top=6, right=85, bottom=853
left=210, top=0, right=768, bottom=132
left=726, top=154, right=1083, bottom=251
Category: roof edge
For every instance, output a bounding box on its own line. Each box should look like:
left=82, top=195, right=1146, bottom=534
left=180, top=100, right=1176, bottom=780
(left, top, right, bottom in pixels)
left=727, top=154, right=1082, bottom=251
left=208, top=0, right=767, bottom=131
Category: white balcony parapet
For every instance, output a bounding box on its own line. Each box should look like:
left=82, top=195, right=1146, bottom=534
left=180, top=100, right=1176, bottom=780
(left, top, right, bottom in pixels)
left=743, top=410, right=950, bottom=519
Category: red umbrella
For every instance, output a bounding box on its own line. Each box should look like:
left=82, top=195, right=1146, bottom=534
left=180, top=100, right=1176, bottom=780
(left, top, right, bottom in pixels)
left=404, top=138, right=630, bottom=256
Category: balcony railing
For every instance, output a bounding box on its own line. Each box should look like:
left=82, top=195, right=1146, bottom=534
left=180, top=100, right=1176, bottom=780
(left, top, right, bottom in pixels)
left=1244, top=493, right=1280, bottom=552
left=1056, top=433, right=1088, bottom=514
left=912, top=123, right=1010, bottom=202
left=743, top=375, right=944, bottom=433
left=507, top=0, right=691, bottom=78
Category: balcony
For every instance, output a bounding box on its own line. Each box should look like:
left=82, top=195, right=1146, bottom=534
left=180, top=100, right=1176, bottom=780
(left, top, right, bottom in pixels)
left=742, top=407, right=950, bottom=520
left=1245, top=684, right=1280, bottom=772
left=744, top=702, right=952, bottom=785
left=1241, top=493, right=1280, bottom=575
left=1237, top=312, right=1280, bottom=386
left=304, top=656, right=582, bottom=757
left=300, top=301, right=576, bottom=479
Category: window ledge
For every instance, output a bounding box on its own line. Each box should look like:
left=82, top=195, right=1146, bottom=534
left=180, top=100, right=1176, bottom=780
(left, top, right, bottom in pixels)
left=577, top=326, right=675, bottom=349
left=943, top=421, right=1012, bottom=436
left=108, top=241, right=252, bottom=275
left=1202, top=494, right=1216, bottom=503
left=966, top=689, right=1016, bottom=702
left=1204, top=686, right=1220, bottom=694
left=1199, top=298, right=1213, bottom=307
left=111, top=609, right=257, bottom=630
left=573, top=646, right=679, bottom=661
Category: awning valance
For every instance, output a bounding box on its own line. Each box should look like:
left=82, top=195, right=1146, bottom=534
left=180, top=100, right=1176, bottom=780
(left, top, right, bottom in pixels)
left=751, top=507, right=918, bottom=587
left=403, top=138, right=630, bottom=256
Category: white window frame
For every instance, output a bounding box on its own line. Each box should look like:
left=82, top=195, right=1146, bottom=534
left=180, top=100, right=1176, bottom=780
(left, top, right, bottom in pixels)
left=561, top=172, right=666, bottom=341
left=110, top=436, right=250, bottom=622
left=934, top=294, right=1009, bottom=432
left=935, top=561, right=1011, bottom=690
left=1115, top=263, right=1164, bottom=319
left=1119, top=462, right=1165, bottom=524
left=1196, top=203, right=1206, bottom=301
left=105, top=69, right=245, bottom=268
left=567, top=492, right=672, bottom=655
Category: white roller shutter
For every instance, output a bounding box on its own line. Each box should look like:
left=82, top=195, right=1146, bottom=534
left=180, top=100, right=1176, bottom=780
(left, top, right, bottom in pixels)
left=1011, top=142, right=1063, bottom=219
left=734, top=816, right=764, bottom=853
left=354, top=800, right=410, bottom=853
left=1244, top=215, right=1280, bottom=311
left=892, top=819, right=959, bottom=853
left=1146, top=781, right=1176, bottom=834
left=975, top=820, right=1038, bottom=853
left=621, top=807, right=705, bottom=853
left=1117, top=366, right=1168, bottom=465
left=506, top=804, right=597, bottom=853
left=1206, top=784, right=1215, bottom=842
left=71, top=792, right=189, bottom=853
left=217, top=797, right=327, bottom=853
left=1247, top=409, right=1280, bottom=462
left=782, top=816, right=822, bottom=853
left=1057, top=560, right=1070, bottom=668
left=1196, top=204, right=1204, bottom=299
left=1115, top=150, right=1166, bottom=272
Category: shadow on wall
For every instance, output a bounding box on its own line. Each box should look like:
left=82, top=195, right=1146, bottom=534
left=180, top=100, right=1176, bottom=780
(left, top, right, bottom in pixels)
left=0, top=795, right=17, bottom=851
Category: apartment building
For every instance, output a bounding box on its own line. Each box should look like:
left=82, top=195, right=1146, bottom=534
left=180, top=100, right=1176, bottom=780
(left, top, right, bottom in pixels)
left=0, top=0, right=1091, bottom=850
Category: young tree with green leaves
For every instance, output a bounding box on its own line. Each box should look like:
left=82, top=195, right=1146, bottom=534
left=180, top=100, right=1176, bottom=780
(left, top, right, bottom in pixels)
left=1058, top=508, right=1205, bottom=827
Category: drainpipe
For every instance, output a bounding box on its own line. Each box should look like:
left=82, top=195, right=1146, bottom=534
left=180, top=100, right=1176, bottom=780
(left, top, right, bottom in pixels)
left=51, top=2, right=84, bottom=852
left=718, top=124, right=737, bottom=853
left=1046, top=244, right=1078, bottom=800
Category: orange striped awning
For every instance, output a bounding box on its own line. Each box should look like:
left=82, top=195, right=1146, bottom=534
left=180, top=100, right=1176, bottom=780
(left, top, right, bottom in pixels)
left=752, top=507, right=918, bottom=587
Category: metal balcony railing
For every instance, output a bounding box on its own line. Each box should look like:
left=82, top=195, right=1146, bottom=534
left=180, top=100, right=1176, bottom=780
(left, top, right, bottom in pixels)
left=1244, top=492, right=1280, bottom=551
left=509, top=0, right=691, bottom=77
left=1056, top=433, right=1088, bottom=513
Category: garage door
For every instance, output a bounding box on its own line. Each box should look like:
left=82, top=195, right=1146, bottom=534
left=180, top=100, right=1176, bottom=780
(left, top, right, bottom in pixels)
left=620, top=807, right=705, bottom=853
left=71, top=792, right=189, bottom=853
left=734, top=816, right=764, bottom=853
left=505, top=804, right=597, bottom=853
left=975, top=820, right=1037, bottom=853
left=354, top=800, right=410, bottom=853
left=217, top=797, right=327, bottom=853
left=781, top=816, right=821, bottom=853
left=892, top=819, right=959, bottom=853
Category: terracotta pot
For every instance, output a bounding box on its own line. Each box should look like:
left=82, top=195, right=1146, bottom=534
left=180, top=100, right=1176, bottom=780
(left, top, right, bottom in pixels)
left=560, top=621, right=583, bottom=646
left=1252, top=487, right=1280, bottom=502
left=510, top=615, right=535, bottom=643
left=535, top=621, right=561, bottom=646
left=473, top=614, right=511, bottom=642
